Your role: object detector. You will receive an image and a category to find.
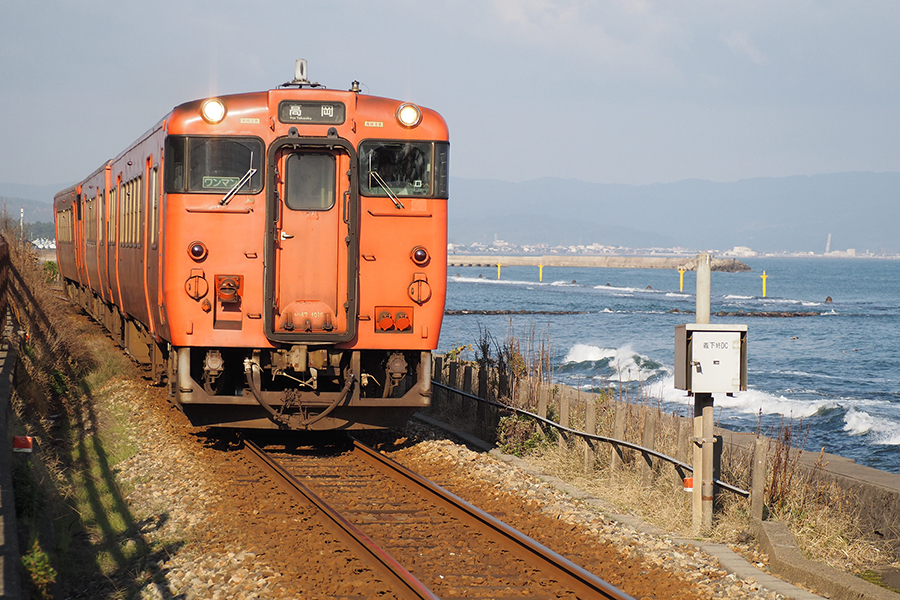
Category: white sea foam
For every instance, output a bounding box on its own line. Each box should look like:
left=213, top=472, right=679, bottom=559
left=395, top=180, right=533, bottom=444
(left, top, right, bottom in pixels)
left=771, top=369, right=841, bottom=380
left=593, top=284, right=644, bottom=294
left=724, top=294, right=754, bottom=300
left=843, top=407, right=900, bottom=444
left=550, top=280, right=580, bottom=287
left=666, top=292, right=692, bottom=298
left=658, top=375, right=837, bottom=418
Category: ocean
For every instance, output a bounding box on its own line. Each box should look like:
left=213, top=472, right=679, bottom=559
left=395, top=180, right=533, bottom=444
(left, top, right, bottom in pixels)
left=438, top=257, right=900, bottom=473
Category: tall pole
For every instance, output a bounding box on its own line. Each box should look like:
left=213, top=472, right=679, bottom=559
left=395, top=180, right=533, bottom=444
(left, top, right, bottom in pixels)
left=693, top=253, right=714, bottom=535
left=695, top=253, right=710, bottom=325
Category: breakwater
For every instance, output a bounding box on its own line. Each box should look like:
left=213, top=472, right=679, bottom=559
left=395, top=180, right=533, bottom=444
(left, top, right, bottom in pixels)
left=448, top=255, right=750, bottom=272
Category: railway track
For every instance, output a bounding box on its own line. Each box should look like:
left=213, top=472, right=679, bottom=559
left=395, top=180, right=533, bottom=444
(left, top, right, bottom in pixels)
left=242, top=437, right=635, bottom=600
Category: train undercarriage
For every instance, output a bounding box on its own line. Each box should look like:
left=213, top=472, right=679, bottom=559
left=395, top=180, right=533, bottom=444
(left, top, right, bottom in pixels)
left=65, top=281, right=432, bottom=431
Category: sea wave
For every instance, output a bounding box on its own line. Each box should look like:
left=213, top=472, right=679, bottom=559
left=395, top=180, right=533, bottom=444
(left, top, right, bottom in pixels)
left=561, top=344, right=668, bottom=383
left=843, top=407, right=900, bottom=445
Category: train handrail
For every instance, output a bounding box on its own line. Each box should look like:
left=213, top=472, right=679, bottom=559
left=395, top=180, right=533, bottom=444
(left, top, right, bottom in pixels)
left=430, top=380, right=750, bottom=499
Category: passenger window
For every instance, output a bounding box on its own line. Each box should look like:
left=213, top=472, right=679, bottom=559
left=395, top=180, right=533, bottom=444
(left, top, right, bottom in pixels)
left=284, top=153, right=335, bottom=211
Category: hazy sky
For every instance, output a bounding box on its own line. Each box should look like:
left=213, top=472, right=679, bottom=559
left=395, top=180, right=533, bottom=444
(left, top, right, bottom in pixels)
left=2, top=1, right=899, bottom=187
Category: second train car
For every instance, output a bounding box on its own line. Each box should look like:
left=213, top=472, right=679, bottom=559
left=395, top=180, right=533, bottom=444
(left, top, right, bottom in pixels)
left=54, top=61, right=449, bottom=430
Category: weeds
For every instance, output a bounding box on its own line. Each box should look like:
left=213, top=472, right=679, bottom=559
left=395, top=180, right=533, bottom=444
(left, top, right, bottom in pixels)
left=22, top=539, right=57, bottom=599
left=497, top=414, right=548, bottom=457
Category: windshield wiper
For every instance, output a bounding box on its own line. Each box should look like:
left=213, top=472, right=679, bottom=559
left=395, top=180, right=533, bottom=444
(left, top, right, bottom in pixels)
left=220, top=152, right=257, bottom=206
left=220, top=167, right=257, bottom=205
left=370, top=171, right=404, bottom=209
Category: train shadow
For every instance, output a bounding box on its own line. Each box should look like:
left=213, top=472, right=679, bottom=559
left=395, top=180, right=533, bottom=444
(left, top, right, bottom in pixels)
left=3, top=243, right=188, bottom=598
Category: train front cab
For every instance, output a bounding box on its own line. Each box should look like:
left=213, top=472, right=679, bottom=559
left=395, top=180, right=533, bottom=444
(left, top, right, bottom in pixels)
left=172, top=96, right=448, bottom=431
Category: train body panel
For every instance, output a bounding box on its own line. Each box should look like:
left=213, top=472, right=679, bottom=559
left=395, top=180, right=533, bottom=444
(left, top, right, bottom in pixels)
left=55, top=64, right=448, bottom=431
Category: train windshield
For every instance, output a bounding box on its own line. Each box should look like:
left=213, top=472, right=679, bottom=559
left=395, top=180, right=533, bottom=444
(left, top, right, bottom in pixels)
left=358, top=141, right=449, bottom=199
left=165, top=136, right=264, bottom=194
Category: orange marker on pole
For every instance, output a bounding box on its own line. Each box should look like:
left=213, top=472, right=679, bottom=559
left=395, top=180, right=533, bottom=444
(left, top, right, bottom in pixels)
left=13, top=436, right=33, bottom=453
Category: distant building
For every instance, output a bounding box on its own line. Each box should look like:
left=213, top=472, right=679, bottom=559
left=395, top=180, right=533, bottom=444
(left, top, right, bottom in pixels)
left=724, top=246, right=757, bottom=258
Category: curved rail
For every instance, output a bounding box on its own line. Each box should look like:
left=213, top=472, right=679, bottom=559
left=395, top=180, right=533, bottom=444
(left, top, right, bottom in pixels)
left=242, top=439, right=439, bottom=600
left=350, top=438, right=636, bottom=600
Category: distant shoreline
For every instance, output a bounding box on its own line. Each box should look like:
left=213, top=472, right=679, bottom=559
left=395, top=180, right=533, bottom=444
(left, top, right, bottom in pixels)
left=448, top=254, right=750, bottom=272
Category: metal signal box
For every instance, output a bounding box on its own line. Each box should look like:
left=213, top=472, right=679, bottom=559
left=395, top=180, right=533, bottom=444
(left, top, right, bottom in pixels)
left=675, top=324, right=748, bottom=394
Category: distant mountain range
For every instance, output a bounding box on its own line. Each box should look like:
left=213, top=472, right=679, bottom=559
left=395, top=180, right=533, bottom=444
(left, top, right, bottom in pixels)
left=0, top=182, right=66, bottom=224
left=450, top=172, right=900, bottom=254
left=3, top=172, right=899, bottom=254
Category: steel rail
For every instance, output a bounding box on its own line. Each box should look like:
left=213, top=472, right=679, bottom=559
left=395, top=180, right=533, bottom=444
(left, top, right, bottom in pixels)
left=241, top=439, right=439, bottom=600
left=431, top=380, right=751, bottom=499
left=350, top=439, right=636, bottom=600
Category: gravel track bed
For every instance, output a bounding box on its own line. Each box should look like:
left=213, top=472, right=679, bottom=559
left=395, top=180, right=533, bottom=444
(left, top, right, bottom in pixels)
left=83, top=370, right=785, bottom=599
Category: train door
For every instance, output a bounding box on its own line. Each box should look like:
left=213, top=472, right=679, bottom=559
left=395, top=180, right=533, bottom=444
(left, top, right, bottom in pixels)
left=74, top=191, right=86, bottom=285
left=106, top=184, right=120, bottom=307
left=145, top=162, right=162, bottom=332
left=264, top=138, right=358, bottom=343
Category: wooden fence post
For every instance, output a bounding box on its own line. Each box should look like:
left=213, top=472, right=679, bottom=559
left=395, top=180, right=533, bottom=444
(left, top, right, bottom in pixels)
left=559, top=394, right=571, bottom=450
left=675, top=416, right=691, bottom=492
left=641, top=410, right=657, bottom=488
left=448, top=361, right=459, bottom=416
left=751, top=437, right=768, bottom=524
left=463, top=365, right=475, bottom=431
left=584, top=397, right=596, bottom=474
left=610, top=404, right=627, bottom=473
left=537, top=385, right=548, bottom=420
left=433, top=356, right=443, bottom=412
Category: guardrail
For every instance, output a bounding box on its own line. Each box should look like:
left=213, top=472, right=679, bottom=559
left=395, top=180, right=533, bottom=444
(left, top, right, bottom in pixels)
left=431, top=380, right=750, bottom=498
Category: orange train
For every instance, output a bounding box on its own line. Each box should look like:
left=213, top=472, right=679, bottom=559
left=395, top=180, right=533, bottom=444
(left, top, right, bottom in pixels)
left=54, top=61, right=449, bottom=430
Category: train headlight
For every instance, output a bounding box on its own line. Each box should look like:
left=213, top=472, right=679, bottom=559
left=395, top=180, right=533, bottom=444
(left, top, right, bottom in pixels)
left=396, top=103, right=422, bottom=128
left=200, top=98, right=227, bottom=124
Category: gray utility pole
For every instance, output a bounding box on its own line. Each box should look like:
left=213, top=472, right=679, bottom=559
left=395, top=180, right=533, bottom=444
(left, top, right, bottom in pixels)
left=693, top=253, right=714, bottom=534
left=674, top=253, right=747, bottom=536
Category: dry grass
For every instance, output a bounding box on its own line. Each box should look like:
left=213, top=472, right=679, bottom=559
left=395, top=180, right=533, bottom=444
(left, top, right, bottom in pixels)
left=496, top=400, right=897, bottom=574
